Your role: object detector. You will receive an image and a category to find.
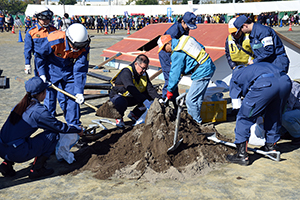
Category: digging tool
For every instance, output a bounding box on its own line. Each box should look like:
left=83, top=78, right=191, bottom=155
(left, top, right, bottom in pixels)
left=207, top=132, right=280, bottom=162
left=149, top=69, right=162, bottom=81
left=167, top=93, right=186, bottom=153
left=15, top=76, right=100, bottom=112
left=92, top=119, right=108, bottom=130
left=99, top=118, right=117, bottom=126
left=49, top=84, right=99, bottom=111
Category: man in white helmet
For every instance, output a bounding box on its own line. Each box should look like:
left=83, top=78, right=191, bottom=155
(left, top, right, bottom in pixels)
left=35, top=23, right=90, bottom=164
left=24, top=6, right=56, bottom=76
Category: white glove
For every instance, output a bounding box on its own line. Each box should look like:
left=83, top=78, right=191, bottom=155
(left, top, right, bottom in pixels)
left=24, top=64, right=32, bottom=74
left=75, top=93, right=84, bottom=105
left=232, top=98, right=242, bottom=109
left=143, top=99, right=152, bottom=109
left=158, top=98, right=164, bottom=104
left=40, top=75, right=47, bottom=83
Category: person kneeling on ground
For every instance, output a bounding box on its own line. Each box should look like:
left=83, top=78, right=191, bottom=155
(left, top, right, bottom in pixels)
left=109, top=54, right=163, bottom=127
left=0, top=77, right=83, bottom=179
left=227, top=62, right=291, bottom=166
left=157, top=34, right=216, bottom=125
left=281, top=80, right=300, bottom=145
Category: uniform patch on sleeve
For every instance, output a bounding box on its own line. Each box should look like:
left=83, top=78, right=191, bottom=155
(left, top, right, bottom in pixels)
left=261, top=36, right=273, bottom=47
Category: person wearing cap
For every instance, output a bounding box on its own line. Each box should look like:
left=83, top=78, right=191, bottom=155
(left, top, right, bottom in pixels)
left=24, top=6, right=57, bottom=76
left=24, top=16, right=32, bottom=33
left=158, top=11, right=197, bottom=106
left=233, top=15, right=289, bottom=73
left=225, top=17, right=254, bottom=70
left=227, top=62, right=291, bottom=165
left=157, top=34, right=215, bottom=124
left=109, top=54, right=162, bottom=127
left=0, top=77, right=83, bottom=179
left=34, top=23, right=90, bottom=164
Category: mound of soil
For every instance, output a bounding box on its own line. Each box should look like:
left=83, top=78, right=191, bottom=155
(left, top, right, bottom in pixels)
left=74, top=99, right=235, bottom=182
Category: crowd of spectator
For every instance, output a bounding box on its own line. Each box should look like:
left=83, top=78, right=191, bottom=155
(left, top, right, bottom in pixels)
left=1, top=10, right=300, bottom=34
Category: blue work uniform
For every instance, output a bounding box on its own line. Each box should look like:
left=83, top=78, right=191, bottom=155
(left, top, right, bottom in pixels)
left=35, top=30, right=90, bottom=126
left=110, top=17, right=117, bottom=34
left=249, top=23, right=289, bottom=73
left=0, top=15, right=5, bottom=32
left=230, top=62, right=292, bottom=144
left=103, top=18, right=108, bottom=32
left=0, top=99, right=81, bottom=163
left=24, top=23, right=57, bottom=76
left=168, top=36, right=215, bottom=123
left=24, top=18, right=32, bottom=33
left=159, top=21, right=189, bottom=99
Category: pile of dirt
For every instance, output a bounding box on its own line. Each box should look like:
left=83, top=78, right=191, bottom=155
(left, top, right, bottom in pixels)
left=96, top=100, right=121, bottom=119
left=73, top=99, right=235, bottom=182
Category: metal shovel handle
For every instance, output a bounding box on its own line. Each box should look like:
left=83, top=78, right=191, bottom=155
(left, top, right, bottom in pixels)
left=207, top=133, right=280, bottom=162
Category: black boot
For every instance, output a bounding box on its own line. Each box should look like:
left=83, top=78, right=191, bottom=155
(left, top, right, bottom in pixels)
left=29, top=156, right=54, bottom=179
left=260, top=143, right=278, bottom=151
left=227, top=141, right=249, bottom=166
left=0, top=160, right=16, bottom=177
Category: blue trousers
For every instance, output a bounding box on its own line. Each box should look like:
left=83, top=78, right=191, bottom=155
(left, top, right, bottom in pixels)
left=44, top=82, right=66, bottom=116
left=159, top=50, right=179, bottom=99
left=0, top=131, right=58, bottom=163
left=44, top=79, right=80, bottom=126
left=235, top=75, right=292, bottom=144
left=186, top=77, right=211, bottom=123
left=282, top=109, right=300, bottom=138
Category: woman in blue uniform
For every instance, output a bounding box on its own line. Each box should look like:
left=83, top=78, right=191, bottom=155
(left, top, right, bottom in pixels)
left=0, top=77, right=83, bottom=179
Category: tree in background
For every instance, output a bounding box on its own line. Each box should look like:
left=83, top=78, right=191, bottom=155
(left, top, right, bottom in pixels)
left=58, top=0, right=77, bottom=5
left=135, top=0, right=158, bottom=5
left=0, top=0, right=40, bottom=15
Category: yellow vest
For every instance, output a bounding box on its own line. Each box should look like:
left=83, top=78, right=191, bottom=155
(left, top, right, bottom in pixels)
left=110, top=66, right=147, bottom=97
left=228, top=34, right=253, bottom=65
left=173, top=35, right=210, bottom=65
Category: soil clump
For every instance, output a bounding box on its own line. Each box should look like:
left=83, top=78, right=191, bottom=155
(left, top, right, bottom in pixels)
left=96, top=100, right=122, bottom=119
left=73, top=99, right=235, bottom=182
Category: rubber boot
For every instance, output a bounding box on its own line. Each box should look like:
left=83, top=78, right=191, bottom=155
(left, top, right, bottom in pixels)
left=29, top=156, right=54, bottom=179
left=227, top=141, right=249, bottom=166
left=0, top=160, right=16, bottom=177
left=260, top=143, right=278, bottom=151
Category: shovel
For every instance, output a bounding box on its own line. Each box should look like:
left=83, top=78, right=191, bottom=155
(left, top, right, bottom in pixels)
left=207, top=132, right=280, bottom=162
left=167, top=93, right=186, bottom=154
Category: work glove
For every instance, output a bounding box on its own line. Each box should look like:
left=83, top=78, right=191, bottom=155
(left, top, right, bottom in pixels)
left=24, top=64, right=32, bottom=74
left=158, top=98, right=164, bottom=104
left=166, top=90, right=173, bottom=100
left=75, top=93, right=84, bottom=105
left=232, top=98, right=242, bottom=109
left=40, top=75, right=47, bottom=83
left=143, top=99, right=152, bottom=109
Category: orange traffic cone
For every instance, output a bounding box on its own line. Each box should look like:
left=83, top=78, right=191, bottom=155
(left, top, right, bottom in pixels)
left=288, top=22, right=293, bottom=31
left=11, top=25, right=15, bottom=34
left=104, top=26, right=108, bottom=35
left=127, top=27, right=130, bottom=35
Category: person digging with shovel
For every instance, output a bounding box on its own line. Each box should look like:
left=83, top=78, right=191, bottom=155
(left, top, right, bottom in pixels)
left=227, top=62, right=291, bottom=165
left=157, top=34, right=215, bottom=125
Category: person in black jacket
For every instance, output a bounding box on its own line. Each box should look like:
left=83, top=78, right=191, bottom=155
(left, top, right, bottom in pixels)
left=109, top=54, right=162, bottom=127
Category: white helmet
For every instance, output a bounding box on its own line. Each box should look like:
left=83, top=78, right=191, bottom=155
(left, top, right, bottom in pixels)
left=66, top=23, right=90, bottom=50
left=35, top=6, right=53, bottom=20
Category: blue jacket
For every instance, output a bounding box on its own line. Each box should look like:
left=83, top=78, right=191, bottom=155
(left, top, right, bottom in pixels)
left=0, top=99, right=81, bottom=145
left=165, top=21, right=189, bottom=39
left=24, top=23, right=57, bottom=65
left=35, top=30, right=90, bottom=95
left=168, top=38, right=216, bottom=93
left=250, top=23, right=286, bottom=64
left=230, top=62, right=286, bottom=99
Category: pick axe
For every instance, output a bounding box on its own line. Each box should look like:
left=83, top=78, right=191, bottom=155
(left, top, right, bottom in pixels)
left=15, top=76, right=99, bottom=112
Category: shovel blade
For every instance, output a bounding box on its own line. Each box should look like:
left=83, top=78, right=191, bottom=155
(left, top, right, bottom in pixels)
left=167, top=138, right=183, bottom=154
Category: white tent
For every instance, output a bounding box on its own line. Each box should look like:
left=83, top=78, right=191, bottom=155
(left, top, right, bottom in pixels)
left=25, top=1, right=300, bottom=17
